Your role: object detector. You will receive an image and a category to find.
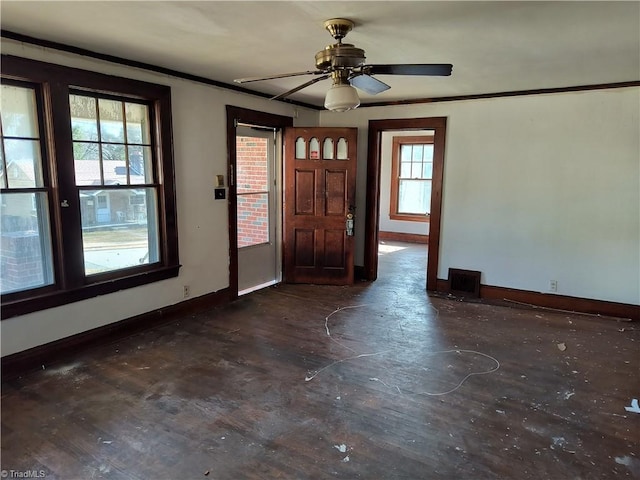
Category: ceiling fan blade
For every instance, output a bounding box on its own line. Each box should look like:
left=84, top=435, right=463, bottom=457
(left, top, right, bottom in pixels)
left=271, top=74, right=331, bottom=101
left=234, top=70, right=324, bottom=84
left=365, top=64, right=453, bottom=76
left=350, top=74, right=391, bottom=95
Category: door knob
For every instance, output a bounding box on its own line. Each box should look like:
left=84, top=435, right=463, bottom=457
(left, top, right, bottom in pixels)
left=346, top=213, right=354, bottom=236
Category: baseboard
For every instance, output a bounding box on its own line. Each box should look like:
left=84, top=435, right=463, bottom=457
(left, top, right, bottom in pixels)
left=1, top=287, right=233, bottom=380
left=379, top=231, right=429, bottom=244
left=435, top=279, right=639, bottom=321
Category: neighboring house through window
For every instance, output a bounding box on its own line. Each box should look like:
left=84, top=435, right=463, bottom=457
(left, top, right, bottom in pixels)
left=0, top=56, right=179, bottom=318
left=389, top=135, right=434, bottom=222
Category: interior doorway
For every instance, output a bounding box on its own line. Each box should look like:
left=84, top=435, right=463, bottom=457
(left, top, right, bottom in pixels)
left=363, top=117, right=447, bottom=291
left=376, top=129, right=433, bottom=286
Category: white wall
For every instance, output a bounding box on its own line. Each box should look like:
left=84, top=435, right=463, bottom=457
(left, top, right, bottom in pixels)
left=2, top=42, right=638, bottom=357
left=0, top=40, right=319, bottom=356
left=321, top=87, right=640, bottom=305
left=379, top=130, right=432, bottom=236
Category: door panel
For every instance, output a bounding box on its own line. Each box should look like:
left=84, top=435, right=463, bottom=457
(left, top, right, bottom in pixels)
left=295, top=229, right=315, bottom=267
left=284, top=127, right=357, bottom=285
left=295, top=170, right=315, bottom=214
left=325, top=170, right=346, bottom=215
left=324, top=230, right=345, bottom=268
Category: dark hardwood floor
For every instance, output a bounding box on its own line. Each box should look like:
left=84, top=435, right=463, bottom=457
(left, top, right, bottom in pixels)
left=2, top=241, right=638, bottom=479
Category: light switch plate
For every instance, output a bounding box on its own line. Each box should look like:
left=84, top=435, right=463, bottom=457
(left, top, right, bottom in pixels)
left=214, top=188, right=226, bottom=200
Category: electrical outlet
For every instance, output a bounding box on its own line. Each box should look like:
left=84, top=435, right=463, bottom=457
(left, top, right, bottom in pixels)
left=549, top=280, right=558, bottom=292
left=183, top=285, right=190, bottom=298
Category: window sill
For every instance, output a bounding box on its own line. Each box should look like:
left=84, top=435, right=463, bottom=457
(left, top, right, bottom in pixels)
left=389, top=213, right=430, bottom=223
left=1, top=264, right=181, bottom=320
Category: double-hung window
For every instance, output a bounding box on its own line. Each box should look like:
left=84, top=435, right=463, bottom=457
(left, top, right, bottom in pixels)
left=1, top=56, right=179, bottom=319
left=389, top=135, right=434, bottom=222
left=0, top=81, right=55, bottom=295
left=70, top=93, right=160, bottom=276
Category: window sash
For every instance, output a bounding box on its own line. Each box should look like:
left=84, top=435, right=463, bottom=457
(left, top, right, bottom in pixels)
left=399, top=144, right=434, bottom=180
left=80, top=187, right=160, bottom=276
left=0, top=191, right=56, bottom=294
left=397, top=179, right=432, bottom=215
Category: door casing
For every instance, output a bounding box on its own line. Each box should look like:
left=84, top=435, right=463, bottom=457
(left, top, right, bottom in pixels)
left=363, top=117, right=447, bottom=290
left=226, top=106, right=293, bottom=299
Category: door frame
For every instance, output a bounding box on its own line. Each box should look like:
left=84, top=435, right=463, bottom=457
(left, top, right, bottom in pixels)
left=363, top=117, right=447, bottom=290
left=226, top=106, right=293, bottom=299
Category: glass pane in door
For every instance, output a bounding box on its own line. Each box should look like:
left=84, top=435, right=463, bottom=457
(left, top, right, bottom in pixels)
left=236, top=135, right=270, bottom=248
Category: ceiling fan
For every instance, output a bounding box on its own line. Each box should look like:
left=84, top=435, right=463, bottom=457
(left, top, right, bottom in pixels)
left=234, top=18, right=453, bottom=112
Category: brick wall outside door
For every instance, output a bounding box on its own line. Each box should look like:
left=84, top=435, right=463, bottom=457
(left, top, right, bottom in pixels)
left=236, top=136, right=269, bottom=248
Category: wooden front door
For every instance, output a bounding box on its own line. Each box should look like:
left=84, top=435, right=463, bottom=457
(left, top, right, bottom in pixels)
left=283, top=127, right=357, bottom=285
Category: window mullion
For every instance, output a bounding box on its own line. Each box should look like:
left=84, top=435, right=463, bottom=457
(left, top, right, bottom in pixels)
left=121, top=102, right=131, bottom=185
left=95, top=98, right=105, bottom=186
left=48, top=81, right=85, bottom=289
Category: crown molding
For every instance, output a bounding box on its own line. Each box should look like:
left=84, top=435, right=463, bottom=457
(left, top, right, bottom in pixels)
left=0, top=30, right=322, bottom=111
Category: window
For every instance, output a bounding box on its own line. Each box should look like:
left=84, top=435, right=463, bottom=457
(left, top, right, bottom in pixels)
left=0, top=82, right=55, bottom=294
left=70, top=93, right=159, bottom=276
left=389, top=135, right=434, bottom=222
left=1, top=56, right=179, bottom=319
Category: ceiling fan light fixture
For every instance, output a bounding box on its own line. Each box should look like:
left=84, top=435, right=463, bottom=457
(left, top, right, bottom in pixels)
left=324, top=83, right=360, bottom=112
left=234, top=18, right=453, bottom=107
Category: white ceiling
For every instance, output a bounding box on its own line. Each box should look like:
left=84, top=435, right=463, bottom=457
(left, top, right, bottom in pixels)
left=1, top=1, right=639, bottom=108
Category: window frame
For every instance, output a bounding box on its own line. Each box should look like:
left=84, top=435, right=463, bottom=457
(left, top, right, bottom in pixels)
left=0, top=78, right=60, bottom=298
left=389, top=135, right=434, bottom=223
left=1, top=55, right=180, bottom=319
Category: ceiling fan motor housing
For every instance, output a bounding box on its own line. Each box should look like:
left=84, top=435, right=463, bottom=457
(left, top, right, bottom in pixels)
left=315, top=43, right=366, bottom=70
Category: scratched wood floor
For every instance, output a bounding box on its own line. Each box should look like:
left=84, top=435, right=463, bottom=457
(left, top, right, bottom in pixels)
left=2, top=241, right=638, bottom=479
